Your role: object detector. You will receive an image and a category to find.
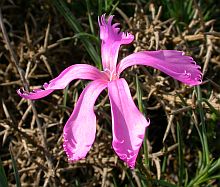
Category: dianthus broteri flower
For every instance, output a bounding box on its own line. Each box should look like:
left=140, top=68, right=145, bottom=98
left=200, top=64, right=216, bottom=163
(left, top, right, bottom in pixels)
left=17, top=14, right=202, bottom=168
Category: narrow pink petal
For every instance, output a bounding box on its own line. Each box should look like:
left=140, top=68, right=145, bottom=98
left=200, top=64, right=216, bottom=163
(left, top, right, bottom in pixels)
left=63, top=79, right=108, bottom=161
left=117, top=50, right=202, bottom=86
left=17, top=64, right=107, bottom=100
left=108, top=78, right=150, bottom=168
left=98, top=14, right=134, bottom=72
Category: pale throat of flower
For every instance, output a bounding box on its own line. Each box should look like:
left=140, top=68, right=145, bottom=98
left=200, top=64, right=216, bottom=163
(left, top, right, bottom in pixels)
left=103, top=68, right=119, bottom=81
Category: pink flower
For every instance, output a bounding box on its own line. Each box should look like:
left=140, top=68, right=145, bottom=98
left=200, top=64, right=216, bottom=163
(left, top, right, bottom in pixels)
left=17, top=14, right=202, bottom=168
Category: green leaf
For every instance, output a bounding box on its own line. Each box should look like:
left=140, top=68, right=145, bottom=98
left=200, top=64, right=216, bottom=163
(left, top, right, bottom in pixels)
left=177, top=122, right=185, bottom=186
left=86, top=0, right=94, bottom=34
left=51, top=0, right=101, bottom=69
left=9, top=146, right=21, bottom=187
left=57, top=32, right=99, bottom=45
left=0, top=157, right=8, bottom=187
left=135, top=75, right=149, bottom=169
left=196, top=86, right=210, bottom=167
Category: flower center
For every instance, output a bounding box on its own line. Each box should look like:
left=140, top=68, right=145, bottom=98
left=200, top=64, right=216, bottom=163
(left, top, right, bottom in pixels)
left=104, top=68, right=119, bottom=81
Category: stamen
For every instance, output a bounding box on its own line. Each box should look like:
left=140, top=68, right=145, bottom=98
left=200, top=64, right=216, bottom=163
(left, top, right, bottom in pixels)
left=103, top=68, right=119, bottom=81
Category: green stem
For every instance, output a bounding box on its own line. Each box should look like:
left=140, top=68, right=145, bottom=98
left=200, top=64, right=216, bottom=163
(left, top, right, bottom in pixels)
left=135, top=75, right=149, bottom=168
left=85, top=0, right=94, bottom=34
left=196, top=86, right=210, bottom=166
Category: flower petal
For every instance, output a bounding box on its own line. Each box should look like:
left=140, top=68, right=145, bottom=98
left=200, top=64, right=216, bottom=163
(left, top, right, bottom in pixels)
left=98, top=14, right=134, bottom=72
left=17, top=64, right=107, bottom=100
left=117, top=50, right=202, bottom=86
left=108, top=78, right=150, bottom=168
left=63, top=79, right=108, bottom=161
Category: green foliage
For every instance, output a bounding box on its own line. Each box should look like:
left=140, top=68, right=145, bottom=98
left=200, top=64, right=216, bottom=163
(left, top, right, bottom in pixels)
left=0, top=157, right=8, bottom=187
left=51, top=0, right=102, bottom=69
left=159, top=0, right=217, bottom=29
left=9, top=146, right=21, bottom=187
left=161, top=0, right=194, bottom=24
left=0, top=148, right=22, bottom=187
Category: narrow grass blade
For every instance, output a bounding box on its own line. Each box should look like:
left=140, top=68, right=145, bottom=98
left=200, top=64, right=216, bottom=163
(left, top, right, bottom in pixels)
left=202, top=98, right=220, bottom=117
left=161, top=154, right=167, bottom=173
left=0, top=157, right=8, bottom=187
left=51, top=0, right=101, bottom=69
left=187, top=158, right=220, bottom=186
left=177, top=122, right=184, bottom=186
left=109, top=1, right=119, bottom=16
left=62, top=84, right=69, bottom=115
left=125, top=169, right=136, bottom=187
left=135, top=75, right=144, bottom=113
left=9, top=146, right=21, bottom=187
left=98, top=0, right=103, bottom=16
left=86, top=0, right=94, bottom=34
left=196, top=86, right=210, bottom=166
left=57, top=32, right=99, bottom=45
left=184, top=168, right=189, bottom=187
left=135, top=75, right=149, bottom=169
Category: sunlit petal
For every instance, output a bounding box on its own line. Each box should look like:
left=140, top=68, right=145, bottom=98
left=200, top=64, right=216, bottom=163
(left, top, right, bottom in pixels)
left=63, top=79, right=107, bottom=161
left=117, top=50, right=202, bottom=86
left=108, top=78, right=150, bottom=168
left=17, top=64, right=106, bottom=100
left=98, top=14, right=134, bottom=72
